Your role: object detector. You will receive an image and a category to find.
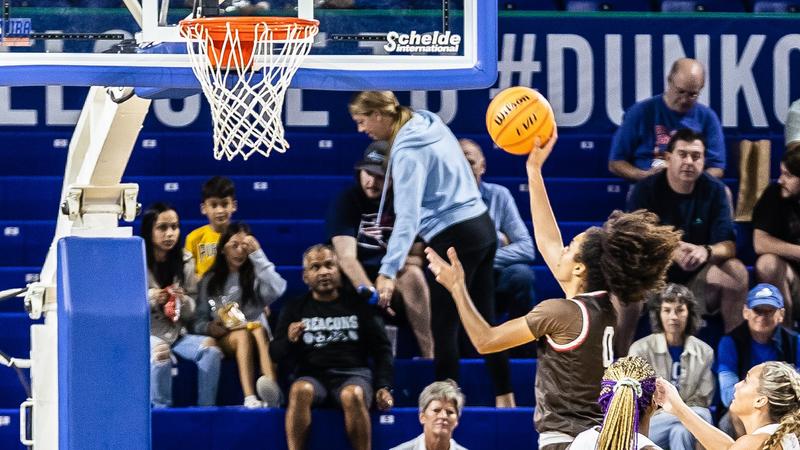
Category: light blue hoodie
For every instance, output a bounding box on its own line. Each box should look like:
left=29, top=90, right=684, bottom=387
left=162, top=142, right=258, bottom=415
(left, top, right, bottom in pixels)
left=378, top=110, right=487, bottom=278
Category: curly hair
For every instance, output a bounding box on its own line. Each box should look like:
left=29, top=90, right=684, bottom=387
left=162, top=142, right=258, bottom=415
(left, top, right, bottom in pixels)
left=348, top=91, right=414, bottom=145
left=647, top=283, right=702, bottom=337
left=575, top=210, right=682, bottom=305
left=596, top=356, right=658, bottom=450
left=759, top=361, right=800, bottom=450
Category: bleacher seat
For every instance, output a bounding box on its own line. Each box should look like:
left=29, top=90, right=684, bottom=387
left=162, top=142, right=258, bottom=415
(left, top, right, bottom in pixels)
left=753, top=0, right=800, bottom=11
left=501, top=0, right=560, bottom=10
left=660, top=0, right=746, bottom=11
left=566, top=0, right=654, bottom=10
left=0, top=406, right=538, bottom=450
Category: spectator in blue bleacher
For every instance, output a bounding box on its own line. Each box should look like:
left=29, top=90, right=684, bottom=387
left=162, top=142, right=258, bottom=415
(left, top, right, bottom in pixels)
left=716, top=283, right=800, bottom=438
left=271, top=244, right=394, bottom=450
left=629, top=283, right=714, bottom=450
left=753, top=141, right=800, bottom=328
left=194, top=222, right=286, bottom=408
left=326, top=140, right=433, bottom=358
left=609, top=58, right=725, bottom=182
left=656, top=361, right=800, bottom=450
left=460, top=138, right=536, bottom=356
left=390, top=379, right=467, bottom=450
left=628, top=128, right=748, bottom=338
left=349, top=91, right=516, bottom=407
left=425, top=130, right=681, bottom=450
left=142, top=202, right=223, bottom=408
left=185, top=176, right=237, bottom=278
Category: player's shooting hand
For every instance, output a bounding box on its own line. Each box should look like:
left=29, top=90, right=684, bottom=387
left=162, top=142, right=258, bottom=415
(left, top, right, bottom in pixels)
left=653, top=377, right=683, bottom=414
left=526, top=128, right=558, bottom=173
left=425, top=247, right=466, bottom=293
left=287, top=321, right=306, bottom=343
left=375, top=387, right=394, bottom=411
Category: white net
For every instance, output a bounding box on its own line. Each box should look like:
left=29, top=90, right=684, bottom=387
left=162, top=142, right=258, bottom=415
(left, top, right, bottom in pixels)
left=181, top=18, right=319, bottom=160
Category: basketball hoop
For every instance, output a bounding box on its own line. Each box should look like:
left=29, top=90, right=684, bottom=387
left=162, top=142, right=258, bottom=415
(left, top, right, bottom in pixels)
left=179, top=16, right=319, bottom=160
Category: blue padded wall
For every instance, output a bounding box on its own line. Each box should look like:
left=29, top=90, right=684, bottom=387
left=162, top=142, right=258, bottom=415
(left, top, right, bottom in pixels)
left=57, top=237, right=150, bottom=450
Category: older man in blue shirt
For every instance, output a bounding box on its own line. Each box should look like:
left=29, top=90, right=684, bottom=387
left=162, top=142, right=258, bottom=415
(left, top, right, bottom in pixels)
left=460, top=139, right=537, bottom=356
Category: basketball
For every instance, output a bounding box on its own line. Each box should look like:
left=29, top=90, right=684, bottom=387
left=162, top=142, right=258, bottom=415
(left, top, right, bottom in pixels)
left=485, top=86, right=556, bottom=155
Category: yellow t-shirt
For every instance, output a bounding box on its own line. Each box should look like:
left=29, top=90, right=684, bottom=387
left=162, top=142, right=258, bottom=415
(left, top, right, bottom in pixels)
left=184, top=224, right=220, bottom=277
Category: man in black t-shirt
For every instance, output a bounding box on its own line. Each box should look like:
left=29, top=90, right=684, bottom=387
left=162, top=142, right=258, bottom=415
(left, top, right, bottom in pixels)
left=629, top=129, right=748, bottom=336
left=325, top=141, right=433, bottom=357
left=271, top=244, right=394, bottom=450
left=752, top=147, right=800, bottom=327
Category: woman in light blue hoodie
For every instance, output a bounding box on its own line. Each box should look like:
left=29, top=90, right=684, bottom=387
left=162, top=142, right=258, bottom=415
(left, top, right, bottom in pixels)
left=349, top=91, right=515, bottom=407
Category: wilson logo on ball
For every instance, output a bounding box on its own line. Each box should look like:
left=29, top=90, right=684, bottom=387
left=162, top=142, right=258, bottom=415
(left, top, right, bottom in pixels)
left=486, top=86, right=555, bottom=156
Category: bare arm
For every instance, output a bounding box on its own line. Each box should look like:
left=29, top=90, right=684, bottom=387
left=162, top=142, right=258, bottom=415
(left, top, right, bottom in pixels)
left=608, top=159, right=653, bottom=181
left=526, top=131, right=571, bottom=293
left=331, top=235, right=374, bottom=288
left=655, top=378, right=737, bottom=450
left=425, top=247, right=535, bottom=353
left=754, top=229, right=800, bottom=262
left=705, top=167, right=724, bottom=178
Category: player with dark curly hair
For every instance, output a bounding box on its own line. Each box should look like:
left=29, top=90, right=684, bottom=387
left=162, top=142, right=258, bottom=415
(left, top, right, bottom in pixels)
left=425, top=129, right=681, bottom=450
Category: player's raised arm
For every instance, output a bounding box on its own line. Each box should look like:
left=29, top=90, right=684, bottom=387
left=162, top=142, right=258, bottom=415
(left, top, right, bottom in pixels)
left=525, top=131, right=567, bottom=289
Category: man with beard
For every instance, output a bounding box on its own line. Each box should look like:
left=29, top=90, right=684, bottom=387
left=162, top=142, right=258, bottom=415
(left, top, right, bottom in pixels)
left=628, top=129, right=748, bottom=336
left=752, top=147, right=800, bottom=327
left=326, top=140, right=432, bottom=357
left=271, top=244, right=394, bottom=450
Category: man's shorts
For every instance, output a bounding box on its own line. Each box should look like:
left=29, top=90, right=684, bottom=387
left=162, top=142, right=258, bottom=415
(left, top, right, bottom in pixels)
left=297, top=367, right=373, bottom=407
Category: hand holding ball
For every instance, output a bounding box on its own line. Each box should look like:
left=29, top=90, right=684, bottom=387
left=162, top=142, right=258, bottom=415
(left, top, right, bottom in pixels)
left=486, top=87, right=556, bottom=155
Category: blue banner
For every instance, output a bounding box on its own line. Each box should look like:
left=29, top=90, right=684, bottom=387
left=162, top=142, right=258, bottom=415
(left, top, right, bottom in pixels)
left=0, top=13, right=798, bottom=135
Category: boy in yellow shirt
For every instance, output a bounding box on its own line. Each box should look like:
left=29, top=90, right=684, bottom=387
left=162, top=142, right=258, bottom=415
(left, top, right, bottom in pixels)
left=185, top=176, right=237, bottom=277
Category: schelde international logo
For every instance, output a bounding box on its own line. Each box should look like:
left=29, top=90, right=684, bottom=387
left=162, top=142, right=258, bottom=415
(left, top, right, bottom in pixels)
left=383, top=30, right=462, bottom=53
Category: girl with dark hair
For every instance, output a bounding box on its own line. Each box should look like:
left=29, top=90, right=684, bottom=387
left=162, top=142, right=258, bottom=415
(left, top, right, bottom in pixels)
left=656, top=360, right=800, bottom=450
left=141, top=202, right=222, bottom=408
left=569, top=356, right=661, bottom=450
left=425, top=131, right=681, bottom=449
left=194, top=221, right=287, bottom=408
left=629, top=283, right=715, bottom=450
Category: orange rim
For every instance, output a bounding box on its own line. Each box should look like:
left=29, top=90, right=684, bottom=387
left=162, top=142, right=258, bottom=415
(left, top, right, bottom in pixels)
left=179, top=16, right=319, bottom=41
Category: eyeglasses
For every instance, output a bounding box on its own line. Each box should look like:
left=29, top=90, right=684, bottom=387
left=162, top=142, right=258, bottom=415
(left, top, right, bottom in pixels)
left=670, top=80, right=701, bottom=99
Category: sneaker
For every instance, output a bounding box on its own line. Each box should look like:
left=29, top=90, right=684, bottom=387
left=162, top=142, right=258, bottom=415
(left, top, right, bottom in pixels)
left=243, top=395, right=262, bottom=409
left=256, top=376, right=282, bottom=407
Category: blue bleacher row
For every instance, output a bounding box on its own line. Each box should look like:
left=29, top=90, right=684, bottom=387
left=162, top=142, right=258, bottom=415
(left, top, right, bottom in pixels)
left=0, top=407, right=537, bottom=450
left=0, top=132, right=785, bottom=179
left=14, top=0, right=800, bottom=13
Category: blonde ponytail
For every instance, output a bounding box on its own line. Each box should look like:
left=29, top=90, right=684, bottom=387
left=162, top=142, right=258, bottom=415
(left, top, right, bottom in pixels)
left=759, top=361, right=800, bottom=450
left=348, top=91, right=414, bottom=147
left=596, top=356, right=657, bottom=450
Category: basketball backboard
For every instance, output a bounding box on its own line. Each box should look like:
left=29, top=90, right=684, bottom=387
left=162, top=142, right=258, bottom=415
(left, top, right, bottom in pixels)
left=0, top=0, right=495, bottom=91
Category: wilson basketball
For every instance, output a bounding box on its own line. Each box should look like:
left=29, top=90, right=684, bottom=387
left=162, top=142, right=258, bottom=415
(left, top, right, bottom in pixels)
left=486, top=87, right=555, bottom=155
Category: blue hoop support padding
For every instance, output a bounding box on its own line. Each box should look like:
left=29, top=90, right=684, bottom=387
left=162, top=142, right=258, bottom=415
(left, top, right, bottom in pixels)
left=57, top=236, right=151, bottom=450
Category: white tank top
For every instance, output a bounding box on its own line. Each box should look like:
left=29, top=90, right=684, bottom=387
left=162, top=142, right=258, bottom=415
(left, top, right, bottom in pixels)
left=751, top=423, right=800, bottom=450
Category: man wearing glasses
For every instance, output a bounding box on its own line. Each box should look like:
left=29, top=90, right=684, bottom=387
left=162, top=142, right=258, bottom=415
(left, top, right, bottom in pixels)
left=715, top=283, right=799, bottom=438
left=609, top=58, right=726, bottom=182
left=627, top=129, right=747, bottom=346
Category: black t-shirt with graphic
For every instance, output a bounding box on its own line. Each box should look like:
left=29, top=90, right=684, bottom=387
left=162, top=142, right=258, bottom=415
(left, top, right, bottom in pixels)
left=326, top=184, right=395, bottom=271
left=753, top=183, right=800, bottom=246
left=270, top=290, right=394, bottom=389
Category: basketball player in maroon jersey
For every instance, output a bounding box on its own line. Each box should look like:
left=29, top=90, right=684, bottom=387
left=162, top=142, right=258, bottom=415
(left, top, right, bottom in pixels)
left=425, top=129, right=681, bottom=450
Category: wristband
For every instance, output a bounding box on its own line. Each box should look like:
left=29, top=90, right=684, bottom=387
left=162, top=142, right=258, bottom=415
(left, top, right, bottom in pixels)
left=357, top=284, right=379, bottom=305
left=704, top=245, right=713, bottom=261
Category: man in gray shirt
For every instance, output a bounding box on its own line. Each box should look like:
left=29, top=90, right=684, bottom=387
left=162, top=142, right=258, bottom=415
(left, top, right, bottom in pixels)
left=460, top=138, right=537, bottom=356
